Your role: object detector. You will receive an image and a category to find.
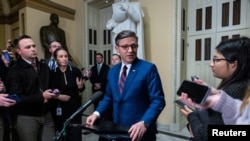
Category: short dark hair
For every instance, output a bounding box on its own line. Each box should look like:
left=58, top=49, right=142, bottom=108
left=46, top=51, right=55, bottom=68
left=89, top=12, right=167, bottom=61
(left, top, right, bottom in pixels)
left=115, top=30, right=138, bottom=46
left=96, top=52, right=103, bottom=58
left=15, top=35, right=32, bottom=48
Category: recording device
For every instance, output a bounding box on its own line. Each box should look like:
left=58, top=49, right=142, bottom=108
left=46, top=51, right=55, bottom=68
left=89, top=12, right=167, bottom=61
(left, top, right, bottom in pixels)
left=3, top=52, right=11, bottom=62
left=82, top=69, right=91, bottom=81
left=191, top=75, right=199, bottom=81
left=68, top=91, right=103, bottom=120
left=55, top=91, right=103, bottom=141
left=174, top=100, right=185, bottom=109
left=174, top=100, right=194, bottom=111
left=177, top=80, right=211, bottom=104
left=82, top=76, right=89, bottom=81
left=53, top=89, right=61, bottom=95
left=49, top=89, right=61, bottom=95
left=7, top=94, right=21, bottom=103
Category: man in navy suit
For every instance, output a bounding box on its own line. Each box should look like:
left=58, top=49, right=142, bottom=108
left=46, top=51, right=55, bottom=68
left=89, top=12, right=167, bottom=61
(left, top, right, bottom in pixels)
left=86, top=30, right=165, bottom=141
left=89, top=53, right=110, bottom=109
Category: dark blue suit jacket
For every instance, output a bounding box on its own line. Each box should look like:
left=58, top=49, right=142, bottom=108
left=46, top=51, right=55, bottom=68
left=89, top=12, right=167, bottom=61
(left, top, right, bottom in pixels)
left=96, top=58, right=165, bottom=137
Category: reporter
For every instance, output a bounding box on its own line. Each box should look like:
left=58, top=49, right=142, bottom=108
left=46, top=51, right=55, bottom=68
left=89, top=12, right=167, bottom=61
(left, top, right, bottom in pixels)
left=179, top=37, right=250, bottom=141
left=179, top=84, right=250, bottom=125
left=49, top=48, right=85, bottom=141
left=0, top=39, right=18, bottom=141
left=6, top=35, right=56, bottom=141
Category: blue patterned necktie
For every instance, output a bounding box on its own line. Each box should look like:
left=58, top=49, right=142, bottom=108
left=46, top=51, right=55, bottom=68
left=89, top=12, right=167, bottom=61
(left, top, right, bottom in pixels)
left=119, top=65, right=127, bottom=94
left=51, top=59, right=55, bottom=70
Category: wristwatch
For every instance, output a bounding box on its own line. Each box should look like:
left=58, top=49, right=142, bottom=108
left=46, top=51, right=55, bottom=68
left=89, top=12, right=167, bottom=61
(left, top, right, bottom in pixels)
left=141, top=121, right=149, bottom=128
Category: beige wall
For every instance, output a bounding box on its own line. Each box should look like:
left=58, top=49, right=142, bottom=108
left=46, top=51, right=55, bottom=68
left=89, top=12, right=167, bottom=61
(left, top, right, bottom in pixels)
left=0, top=24, right=11, bottom=51
left=0, top=25, right=6, bottom=50
left=138, top=0, right=175, bottom=126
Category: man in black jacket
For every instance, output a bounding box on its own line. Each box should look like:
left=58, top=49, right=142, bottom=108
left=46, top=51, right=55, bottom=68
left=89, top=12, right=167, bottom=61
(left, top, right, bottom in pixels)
left=6, top=35, right=56, bottom=141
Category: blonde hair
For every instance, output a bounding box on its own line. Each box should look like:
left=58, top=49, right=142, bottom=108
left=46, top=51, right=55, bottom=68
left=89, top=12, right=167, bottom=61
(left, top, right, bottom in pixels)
left=240, top=83, right=250, bottom=113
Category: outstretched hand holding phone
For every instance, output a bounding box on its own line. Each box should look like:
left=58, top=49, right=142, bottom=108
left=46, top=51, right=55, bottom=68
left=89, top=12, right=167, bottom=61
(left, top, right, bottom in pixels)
left=177, top=80, right=211, bottom=104
left=178, top=77, right=222, bottom=110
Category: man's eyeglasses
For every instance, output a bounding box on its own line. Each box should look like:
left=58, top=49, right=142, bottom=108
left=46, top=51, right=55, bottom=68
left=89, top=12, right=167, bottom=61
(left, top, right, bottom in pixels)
left=212, top=57, right=228, bottom=64
left=118, top=44, right=138, bottom=51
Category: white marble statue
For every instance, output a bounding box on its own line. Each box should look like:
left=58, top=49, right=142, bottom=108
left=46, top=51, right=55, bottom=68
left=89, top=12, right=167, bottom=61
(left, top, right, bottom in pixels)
left=106, top=0, right=145, bottom=59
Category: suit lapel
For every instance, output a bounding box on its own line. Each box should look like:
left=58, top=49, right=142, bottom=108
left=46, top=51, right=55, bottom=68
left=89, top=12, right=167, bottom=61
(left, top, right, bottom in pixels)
left=121, top=60, right=140, bottom=97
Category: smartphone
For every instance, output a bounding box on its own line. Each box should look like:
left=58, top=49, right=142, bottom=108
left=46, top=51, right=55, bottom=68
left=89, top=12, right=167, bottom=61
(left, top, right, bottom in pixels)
left=177, top=80, right=211, bottom=104
left=191, top=75, right=199, bottom=81
left=3, top=52, right=11, bottom=62
left=174, top=100, right=185, bottom=109
left=82, top=76, right=89, bottom=81
left=174, top=100, right=194, bottom=111
left=52, top=89, right=61, bottom=95
left=7, top=94, right=21, bottom=103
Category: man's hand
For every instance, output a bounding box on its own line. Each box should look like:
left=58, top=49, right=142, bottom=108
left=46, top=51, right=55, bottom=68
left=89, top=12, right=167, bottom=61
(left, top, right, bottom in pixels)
left=94, top=83, right=102, bottom=90
left=86, top=113, right=98, bottom=125
left=43, top=89, right=56, bottom=103
left=128, top=121, right=147, bottom=141
left=180, top=105, right=194, bottom=118
left=0, top=94, right=16, bottom=107
left=76, top=77, right=84, bottom=89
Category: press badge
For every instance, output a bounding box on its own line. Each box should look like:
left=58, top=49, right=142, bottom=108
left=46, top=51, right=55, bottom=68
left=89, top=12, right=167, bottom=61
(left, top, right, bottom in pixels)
left=56, top=105, right=62, bottom=116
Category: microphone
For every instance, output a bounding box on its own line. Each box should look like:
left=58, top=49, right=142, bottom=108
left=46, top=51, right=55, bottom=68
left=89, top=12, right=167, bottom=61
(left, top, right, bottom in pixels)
left=55, top=91, right=103, bottom=141
left=68, top=91, right=103, bottom=120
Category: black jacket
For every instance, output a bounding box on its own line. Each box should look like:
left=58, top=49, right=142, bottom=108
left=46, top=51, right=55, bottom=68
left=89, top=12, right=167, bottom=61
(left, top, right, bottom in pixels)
left=6, top=58, right=50, bottom=116
left=89, top=63, right=110, bottom=93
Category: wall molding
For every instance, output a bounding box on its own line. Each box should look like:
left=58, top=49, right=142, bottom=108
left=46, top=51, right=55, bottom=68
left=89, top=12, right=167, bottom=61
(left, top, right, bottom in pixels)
left=0, top=0, right=76, bottom=24
left=26, top=0, right=75, bottom=20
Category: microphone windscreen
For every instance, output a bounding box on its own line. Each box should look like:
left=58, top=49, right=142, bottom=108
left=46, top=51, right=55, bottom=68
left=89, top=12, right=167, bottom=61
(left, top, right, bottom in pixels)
left=89, top=91, right=103, bottom=102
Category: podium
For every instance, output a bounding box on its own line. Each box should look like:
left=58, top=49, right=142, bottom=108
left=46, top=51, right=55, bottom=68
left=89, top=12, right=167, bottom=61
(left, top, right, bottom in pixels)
left=72, top=120, right=130, bottom=140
